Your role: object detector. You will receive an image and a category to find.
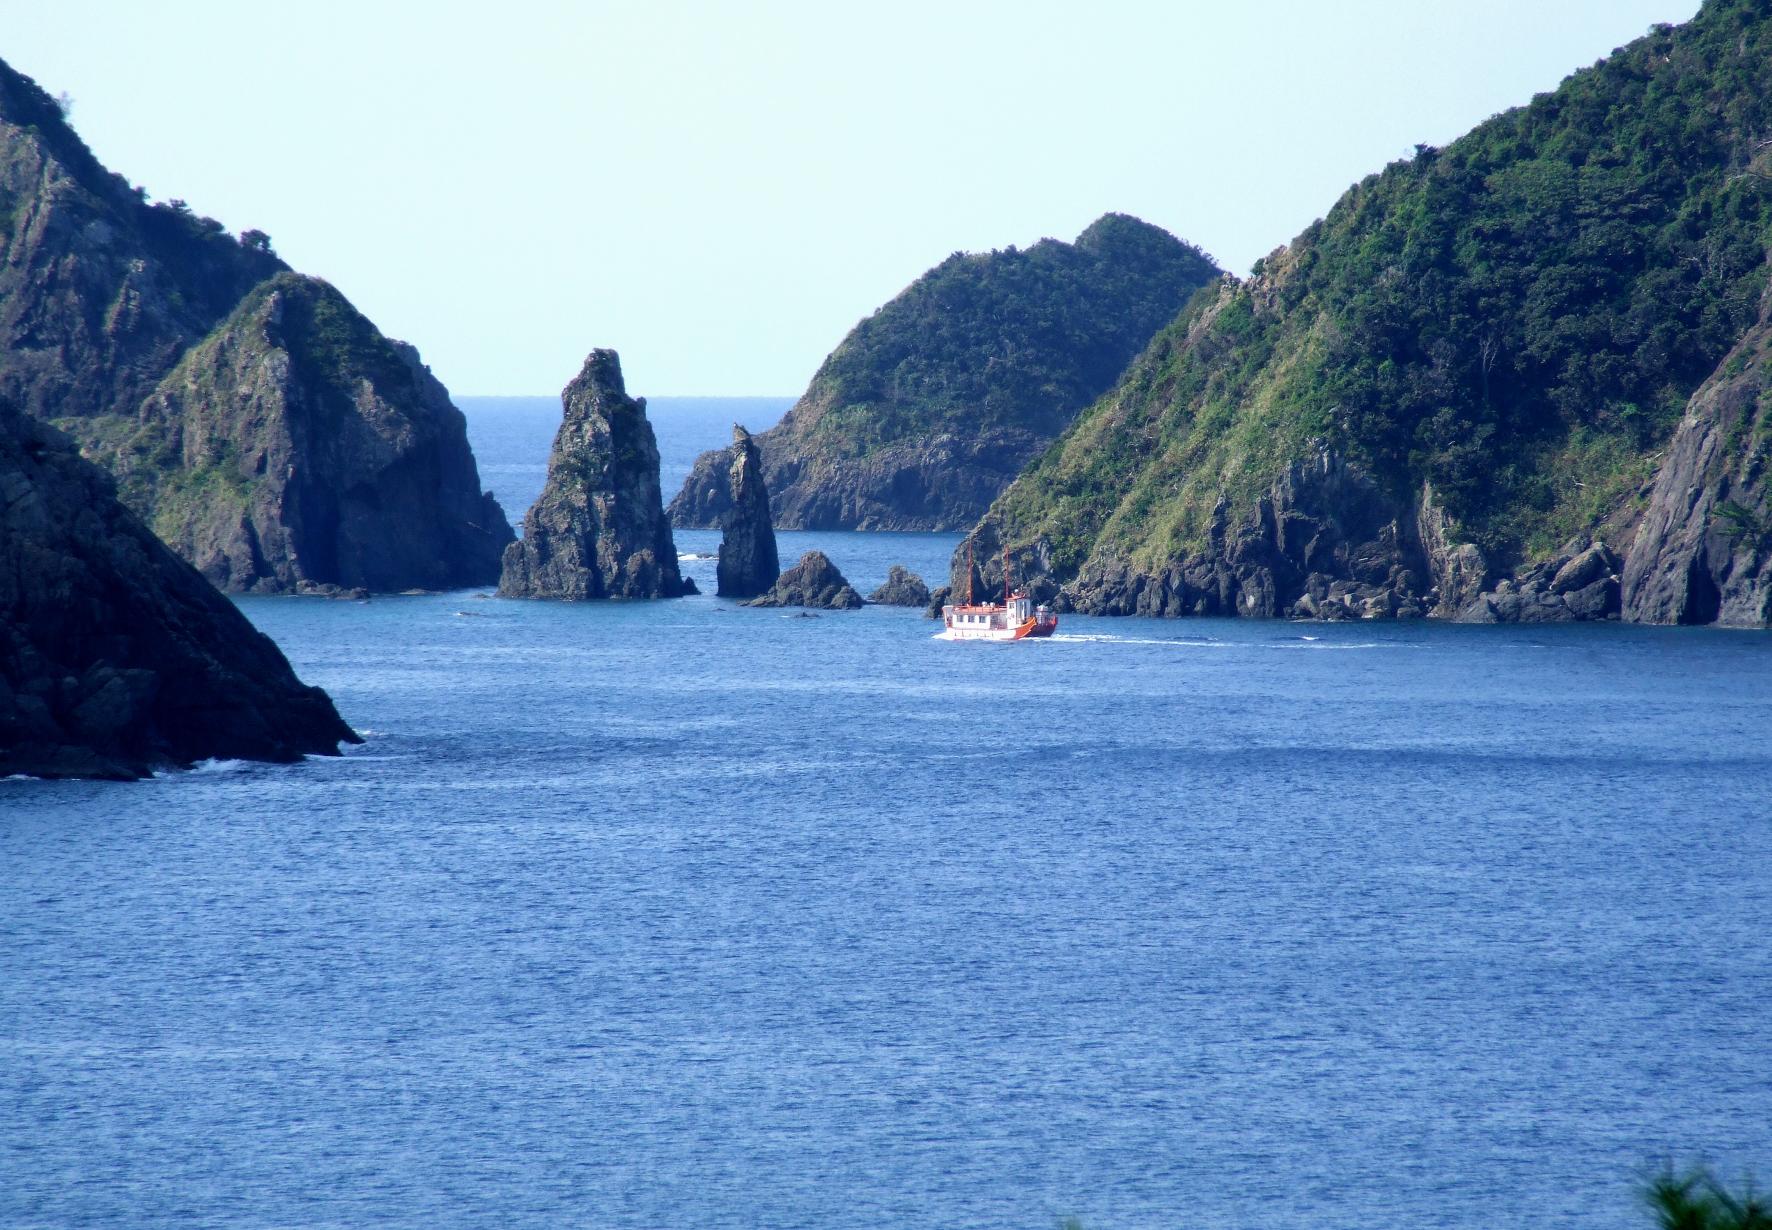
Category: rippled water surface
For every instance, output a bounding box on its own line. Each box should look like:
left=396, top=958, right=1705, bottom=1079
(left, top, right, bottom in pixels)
left=3, top=401, right=1770, bottom=1229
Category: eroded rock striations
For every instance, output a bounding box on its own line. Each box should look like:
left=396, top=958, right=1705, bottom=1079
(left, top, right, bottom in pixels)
left=0, top=403, right=358, bottom=779
left=1622, top=309, right=1772, bottom=627
left=0, top=57, right=511, bottom=592
left=746, top=551, right=863, bottom=609
left=715, top=424, right=778, bottom=598
left=670, top=214, right=1220, bottom=532
left=498, top=350, right=686, bottom=600
left=868, top=565, right=930, bottom=607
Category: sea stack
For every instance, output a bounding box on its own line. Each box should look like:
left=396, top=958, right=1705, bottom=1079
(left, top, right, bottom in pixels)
left=498, top=349, right=687, bottom=600
left=0, top=403, right=359, bottom=779
left=716, top=425, right=778, bottom=598
left=745, top=550, right=864, bottom=610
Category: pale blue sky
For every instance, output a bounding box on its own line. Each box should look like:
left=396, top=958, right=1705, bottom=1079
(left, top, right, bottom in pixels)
left=3, top=1, right=1700, bottom=396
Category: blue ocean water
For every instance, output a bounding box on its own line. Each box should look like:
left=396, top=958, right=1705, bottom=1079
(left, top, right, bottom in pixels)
left=3, top=400, right=1771, bottom=1230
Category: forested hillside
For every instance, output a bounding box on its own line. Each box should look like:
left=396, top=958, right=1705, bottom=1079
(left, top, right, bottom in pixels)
left=956, top=0, right=1772, bottom=626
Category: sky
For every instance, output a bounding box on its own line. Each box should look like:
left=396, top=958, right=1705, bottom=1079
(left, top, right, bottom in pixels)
left=3, top=1, right=1703, bottom=396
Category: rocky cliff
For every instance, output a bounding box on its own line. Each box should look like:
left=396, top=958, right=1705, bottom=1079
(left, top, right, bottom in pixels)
left=952, top=1, right=1772, bottom=627
left=498, top=350, right=687, bottom=600
left=65, top=274, right=512, bottom=593
left=715, top=424, right=778, bottom=598
left=0, top=402, right=358, bottom=779
left=1623, top=306, right=1772, bottom=626
left=0, top=56, right=511, bottom=592
left=670, top=214, right=1220, bottom=531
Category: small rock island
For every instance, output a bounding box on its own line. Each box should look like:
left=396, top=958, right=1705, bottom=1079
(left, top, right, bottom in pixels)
left=746, top=550, right=864, bottom=610
left=867, top=565, right=930, bottom=607
left=498, top=350, right=689, bottom=600
left=715, top=425, right=778, bottom=599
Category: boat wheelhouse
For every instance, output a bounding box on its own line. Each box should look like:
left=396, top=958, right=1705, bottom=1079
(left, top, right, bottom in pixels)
left=939, top=545, right=1058, bottom=642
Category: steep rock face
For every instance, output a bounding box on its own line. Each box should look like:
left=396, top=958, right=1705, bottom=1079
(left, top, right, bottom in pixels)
left=867, top=565, right=930, bottom=607
left=670, top=214, right=1220, bottom=531
left=0, top=403, right=357, bottom=779
left=498, top=350, right=685, bottom=600
left=956, top=447, right=1436, bottom=620
left=715, top=424, right=778, bottom=598
left=0, top=57, right=511, bottom=592
left=953, top=3, right=1772, bottom=626
left=745, top=551, right=863, bottom=609
left=67, top=274, right=511, bottom=593
left=0, top=59, right=283, bottom=423
left=1623, top=310, right=1772, bottom=626
left=954, top=446, right=1634, bottom=624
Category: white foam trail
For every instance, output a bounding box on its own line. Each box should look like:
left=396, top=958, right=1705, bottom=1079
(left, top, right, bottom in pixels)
left=188, top=758, right=250, bottom=774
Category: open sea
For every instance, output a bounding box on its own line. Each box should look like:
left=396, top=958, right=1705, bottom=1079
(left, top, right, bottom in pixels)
left=3, top=396, right=1771, bottom=1230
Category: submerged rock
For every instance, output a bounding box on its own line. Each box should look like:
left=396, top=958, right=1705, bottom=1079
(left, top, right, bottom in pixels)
left=499, top=350, right=686, bottom=600
left=745, top=550, right=864, bottom=609
left=0, top=403, right=358, bottom=779
left=715, top=424, right=778, bottom=598
left=867, top=564, right=930, bottom=606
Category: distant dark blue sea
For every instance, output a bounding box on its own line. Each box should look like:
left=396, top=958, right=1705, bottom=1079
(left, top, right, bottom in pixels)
left=4, top=397, right=1770, bottom=1230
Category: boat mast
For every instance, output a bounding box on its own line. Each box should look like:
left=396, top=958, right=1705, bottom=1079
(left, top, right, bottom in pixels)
left=966, top=541, right=974, bottom=605
left=1003, top=544, right=1011, bottom=603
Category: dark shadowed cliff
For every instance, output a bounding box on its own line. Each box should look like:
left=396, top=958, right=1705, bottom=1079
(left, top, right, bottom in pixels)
left=715, top=424, right=777, bottom=599
left=0, top=56, right=511, bottom=592
left=954, top=0, right=1772, bottom=628
left=0, top=401, right=357, bottom=779
left=670, top=214, right=1220, bottom=531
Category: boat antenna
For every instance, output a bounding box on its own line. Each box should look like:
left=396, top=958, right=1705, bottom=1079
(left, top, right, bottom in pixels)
left=966, top=541, right=974, bottom=605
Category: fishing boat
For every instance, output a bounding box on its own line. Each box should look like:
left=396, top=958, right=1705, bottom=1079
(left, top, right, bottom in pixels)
left=939, top=545, right=1058, bottom=642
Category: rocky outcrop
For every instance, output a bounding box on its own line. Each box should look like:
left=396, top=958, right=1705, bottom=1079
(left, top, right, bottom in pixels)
left=867, top=565, right=930, bottom=607
left=671, top=214, right=1220, bottom=531
left=0, top=403, right=358, bottom=779
left=675, top=428, right=1057, bottom=533
left=1622, top=312, right=1772, bottom=626
left=498, top=350, right=686, bottom=600
left=715, top=424, right=777, bottom=598
left=745, top=551, right=863, bottom=609
left=69, top=275, right=512, bottom=593
left=1458, top=540, right=1623, bottom=624
left=956, top=446, right=1440, bottom=620
left=949, top=445, right=1635, bottom=625
left=0, top=57, right=511, bottom=592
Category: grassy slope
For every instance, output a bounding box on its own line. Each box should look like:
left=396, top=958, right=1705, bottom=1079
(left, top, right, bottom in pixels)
left=991, top=0, right=1772, bottom=580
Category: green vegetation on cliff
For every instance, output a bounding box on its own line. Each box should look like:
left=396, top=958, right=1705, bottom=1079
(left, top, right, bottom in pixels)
left=986, top=0, right=1772, bottom=591
left=799, top=213, right=1221, bottom=459
left=670, top=214, right=1220, bottom=531
left=0, top=56, right=512, bottom=592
